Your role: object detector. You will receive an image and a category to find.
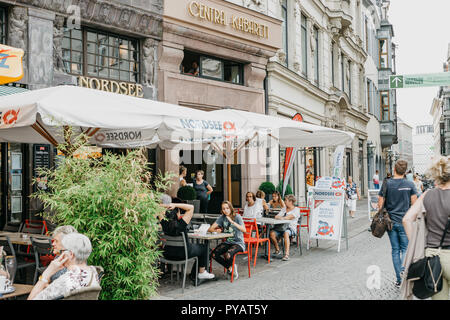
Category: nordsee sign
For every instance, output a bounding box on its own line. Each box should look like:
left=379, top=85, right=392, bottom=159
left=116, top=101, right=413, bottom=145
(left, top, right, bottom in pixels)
left=390, top=72, right=450, bottom=89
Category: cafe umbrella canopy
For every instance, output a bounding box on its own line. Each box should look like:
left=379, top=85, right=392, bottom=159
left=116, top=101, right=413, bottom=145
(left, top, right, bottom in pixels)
left=0, top=85, right=354, bottom=202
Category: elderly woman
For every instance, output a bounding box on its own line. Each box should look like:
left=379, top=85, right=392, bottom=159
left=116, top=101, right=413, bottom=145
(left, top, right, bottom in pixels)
left=49, top=225, right=77, bottom=282
left=28, top=233, right=99, bottom=300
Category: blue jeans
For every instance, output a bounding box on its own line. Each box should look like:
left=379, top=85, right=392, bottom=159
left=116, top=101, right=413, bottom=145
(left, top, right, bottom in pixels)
left=387, top=222, right=409, bottom=282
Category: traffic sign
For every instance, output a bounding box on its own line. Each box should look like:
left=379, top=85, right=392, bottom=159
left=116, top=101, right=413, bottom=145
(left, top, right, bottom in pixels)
left=390, top=72, right=450, bottom=89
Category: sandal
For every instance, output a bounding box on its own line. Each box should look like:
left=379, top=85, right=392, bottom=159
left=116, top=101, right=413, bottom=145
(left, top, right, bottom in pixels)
left=282, top=255, right=289, bottom=261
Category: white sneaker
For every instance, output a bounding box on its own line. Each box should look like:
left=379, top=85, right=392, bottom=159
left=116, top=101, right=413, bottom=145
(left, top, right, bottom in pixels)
left=233, top=264, right=238, bottom=280
left=198, top=271, right=215, bottom=280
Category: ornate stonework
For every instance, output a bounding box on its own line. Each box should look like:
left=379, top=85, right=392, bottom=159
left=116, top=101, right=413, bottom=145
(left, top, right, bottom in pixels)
left=142, top=38, right=157, bottom=88
left=8, top=6, right=28, bottom=52
left=242, top=0, right=265, bottom=13
left=53, top=15, right=65, bottom=72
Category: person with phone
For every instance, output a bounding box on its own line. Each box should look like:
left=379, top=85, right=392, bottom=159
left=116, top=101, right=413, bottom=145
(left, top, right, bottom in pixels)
left=28, top=233, right=99, bottom=300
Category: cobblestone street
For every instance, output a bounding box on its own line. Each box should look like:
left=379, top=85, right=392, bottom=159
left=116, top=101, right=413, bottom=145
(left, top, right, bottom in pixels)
left=155, top=199, right=401, bottom=300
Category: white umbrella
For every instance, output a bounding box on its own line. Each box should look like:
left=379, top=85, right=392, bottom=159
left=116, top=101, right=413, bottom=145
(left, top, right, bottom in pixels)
left=0, top=85, right=251, bottom=149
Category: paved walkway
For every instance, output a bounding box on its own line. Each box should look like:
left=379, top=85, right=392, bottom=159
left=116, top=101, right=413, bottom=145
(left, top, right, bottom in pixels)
left=155, top=199, right=401, bottom=300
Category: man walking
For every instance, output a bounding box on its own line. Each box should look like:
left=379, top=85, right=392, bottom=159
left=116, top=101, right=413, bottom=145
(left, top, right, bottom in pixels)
left=377, top=160, right=417, bottom=288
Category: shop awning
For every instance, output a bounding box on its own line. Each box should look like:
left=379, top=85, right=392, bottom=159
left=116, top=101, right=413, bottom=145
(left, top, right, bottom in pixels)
left=0, top=85, right=28, bottom=96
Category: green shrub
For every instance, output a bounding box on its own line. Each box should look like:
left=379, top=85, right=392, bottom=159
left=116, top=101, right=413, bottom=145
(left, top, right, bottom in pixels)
left=34, top=140, right=173, bottom=300
left=258, top=182, right=276, bottom=196
left=276, top=180, right=294, bottom=196
left=177, top=185, right=197, bottom=200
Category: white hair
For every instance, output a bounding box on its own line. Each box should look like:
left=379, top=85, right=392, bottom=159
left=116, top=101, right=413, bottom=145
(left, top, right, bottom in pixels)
left=61, top=233, right=92, bottom=263
left=53, top=225, right=77, bottom=239
left=160, top=194, right=172, bottom=205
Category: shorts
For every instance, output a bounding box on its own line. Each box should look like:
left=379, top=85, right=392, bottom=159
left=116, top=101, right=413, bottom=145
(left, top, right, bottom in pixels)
left=347, top=199, right=356, bottom=211
left=272, top=228, right=296, bottom=238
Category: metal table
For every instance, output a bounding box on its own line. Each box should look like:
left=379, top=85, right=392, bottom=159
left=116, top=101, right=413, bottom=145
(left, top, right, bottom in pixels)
left=255, top=217, right=291, bottom=258
left=187, top=232, right=233, bottom=271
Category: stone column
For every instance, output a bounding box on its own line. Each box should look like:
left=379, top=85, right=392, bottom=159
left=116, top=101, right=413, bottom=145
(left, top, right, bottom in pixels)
left=28, top=8, right=55, bottom=90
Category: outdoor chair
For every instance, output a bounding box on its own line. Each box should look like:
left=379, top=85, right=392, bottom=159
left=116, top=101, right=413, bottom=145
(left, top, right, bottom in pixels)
left=30, top=236, right=54, bottom=284
left=0, top=235, right=35, bottom=282
left=62, top=285, right=102, bottom=300
left=2, top=223, right=23, bottom=233
left=94, top=265, right=104, bottom=282
left=159, top=232, right=198, bottom=293
left=298, top=207, right=310, bottom=233
left=243, top=218, right=270, bottom=267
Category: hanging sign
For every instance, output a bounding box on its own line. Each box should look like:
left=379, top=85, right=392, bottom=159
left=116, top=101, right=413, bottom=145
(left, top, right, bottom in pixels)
left=309, top=188, right=345, bottom=251
left=0, top=44, right=24, bottom=85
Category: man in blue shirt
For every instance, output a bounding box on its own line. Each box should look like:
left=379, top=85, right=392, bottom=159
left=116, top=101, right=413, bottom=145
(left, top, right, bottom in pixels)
left=378, top=160, right=417, bottom=288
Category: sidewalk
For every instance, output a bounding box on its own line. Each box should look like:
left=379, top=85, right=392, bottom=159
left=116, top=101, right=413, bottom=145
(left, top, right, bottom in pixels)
left=154, top=198, right=400, bottom=300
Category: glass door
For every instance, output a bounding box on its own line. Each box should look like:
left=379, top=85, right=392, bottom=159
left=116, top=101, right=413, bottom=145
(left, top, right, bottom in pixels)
left=9, top=143, right=24, bottom=224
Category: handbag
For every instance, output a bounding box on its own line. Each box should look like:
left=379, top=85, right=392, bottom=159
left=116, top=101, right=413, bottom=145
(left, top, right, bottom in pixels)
left=407, top=219, right=450, bottom=299
left=370, top=181, right=393, bottom=238
left=274, top=210, right=289, bottom=232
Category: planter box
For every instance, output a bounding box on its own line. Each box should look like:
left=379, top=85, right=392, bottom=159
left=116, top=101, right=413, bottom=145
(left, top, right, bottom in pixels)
left=186, top=199, right=200, bottom=213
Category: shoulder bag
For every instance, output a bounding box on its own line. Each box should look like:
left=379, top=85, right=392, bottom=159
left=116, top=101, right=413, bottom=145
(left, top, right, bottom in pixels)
left=370, top=180, right=393, bottom=238
left=274, top=210, right=288, bottom=232
left=407, top=218, right=450, bottom=299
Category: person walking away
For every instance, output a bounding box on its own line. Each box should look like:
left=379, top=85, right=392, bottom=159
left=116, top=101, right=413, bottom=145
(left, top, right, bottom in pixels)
left=378, top=160, right=418, bottom=288
left=403, top=156, right=450, bottom=300
left=413, top=174, right=424, bottom=198
left=373, top=170, right=380, bottom=189
left=209, top=201, right=246, bottom=280
left=193, top=170, right=213, bottom=213
left=345, top=176, right=360, bottom=218
left=269, top=195, right=301, bottom=261
left=406, top=170, right=414, bottom=182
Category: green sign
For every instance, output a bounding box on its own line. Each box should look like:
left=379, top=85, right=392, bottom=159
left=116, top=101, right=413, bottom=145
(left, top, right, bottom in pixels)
left=390, top=72, right=450, bottom=89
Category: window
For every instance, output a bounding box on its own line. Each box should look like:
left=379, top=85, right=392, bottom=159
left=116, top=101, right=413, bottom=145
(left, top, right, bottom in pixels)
left=380, top=91, right=390, bottom=120
left=379, top=39, right=388, bottom=69
left=314, top=26, right=319, bottom=83
left=365, top=17, right=369, bottom=52
left=301, top=14, right=308, bottom=77
left=331, top=42, right=335, bottom=86
left=62, top=26, right=140, bottom=82
left=0, top=7, right=6, bottom=44
left=367, top=79, right=371, bottom=114
left=347, top=60, right=351, bottom=101
left=341, top=54, right=345, bottom=92
left=181, top=50, right=244, bottom=85
left=281, top=0, right=288, bottom=66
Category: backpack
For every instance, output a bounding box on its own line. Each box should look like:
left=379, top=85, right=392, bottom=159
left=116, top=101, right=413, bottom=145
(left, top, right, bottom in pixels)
left=161, top=208, right=181, bottom=236
left=370, top=180, right=393, bottom=238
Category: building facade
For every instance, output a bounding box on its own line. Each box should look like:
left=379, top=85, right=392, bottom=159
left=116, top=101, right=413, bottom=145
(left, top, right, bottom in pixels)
left=159, top=0, right=281, bottom=210
left=0, top=0, right=163, bottom=228
left=391, top=117, right=413, bottom=169
left=412, top=124, right=434, bottom=174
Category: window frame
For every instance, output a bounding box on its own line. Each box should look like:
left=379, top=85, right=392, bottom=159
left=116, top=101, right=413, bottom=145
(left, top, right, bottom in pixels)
left=379, top=38, right=389, bottom=69
left=380, top=90, right=390, bottom=121
left=301, top=14, right=308, bottom=77
left=314, top=26, right=319, bottom=84
left=281, top=0, right=288, bottom=66
left=62, top=25, right=141, bottom=83
left=0, top=6, right=7, bottom=45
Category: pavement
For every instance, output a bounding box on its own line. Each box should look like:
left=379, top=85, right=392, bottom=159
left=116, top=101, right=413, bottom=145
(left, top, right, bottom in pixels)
left=154, top=198, right=401, bottom=300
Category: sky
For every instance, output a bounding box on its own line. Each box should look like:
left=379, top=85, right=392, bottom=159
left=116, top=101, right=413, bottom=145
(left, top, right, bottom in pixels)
left=388, top=0, right=450, bottom=128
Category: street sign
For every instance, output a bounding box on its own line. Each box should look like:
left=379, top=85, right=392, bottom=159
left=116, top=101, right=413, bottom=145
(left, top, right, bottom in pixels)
left=390, top=72, right=450, bottom=89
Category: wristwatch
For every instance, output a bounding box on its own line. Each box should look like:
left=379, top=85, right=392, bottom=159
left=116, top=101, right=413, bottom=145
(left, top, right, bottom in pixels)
left=39, top=275, right=49, bottom=283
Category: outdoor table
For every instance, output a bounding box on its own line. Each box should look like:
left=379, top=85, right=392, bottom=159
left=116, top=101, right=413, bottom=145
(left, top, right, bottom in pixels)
left=0, top=232, right=51, bottom=246
left=187, top=232, right=233, bottom=271
left=0, top=284, right=34, bottom=300
left=254, top=217, right=291, bottom=258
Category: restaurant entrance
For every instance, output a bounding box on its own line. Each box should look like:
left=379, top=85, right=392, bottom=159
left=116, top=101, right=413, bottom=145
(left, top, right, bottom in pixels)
left=180, top=149, right=241, bottom=214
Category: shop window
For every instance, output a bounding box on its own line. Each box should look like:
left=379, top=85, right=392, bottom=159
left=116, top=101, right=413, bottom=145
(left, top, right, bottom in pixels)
left=181, top=50, right=244, bottom=85
left=62, top=26, right=140, bottom=82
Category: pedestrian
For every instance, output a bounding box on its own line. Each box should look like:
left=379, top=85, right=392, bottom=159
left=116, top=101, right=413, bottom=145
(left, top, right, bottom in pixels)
left=406, top=169, right=414, bottom=182
left=193, top=170, right=213, bottom=213
left=373, top=170, right=380, bottom=189
left=209, top=201, right=246, bottom=280
left=345, top=176, right=360, bottom=218
left=413, top=174, right=424, bottom=198
left=378, top=160, right=418, bottom=288
left=402, top=156, right=450, bottom=300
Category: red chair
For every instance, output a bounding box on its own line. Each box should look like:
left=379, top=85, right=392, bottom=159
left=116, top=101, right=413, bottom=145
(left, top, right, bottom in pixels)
left=209, top=221, right=252, bottom=283
left=243, top=218, right=270, bottom=267
left=298, top=207, right=310, bottom=233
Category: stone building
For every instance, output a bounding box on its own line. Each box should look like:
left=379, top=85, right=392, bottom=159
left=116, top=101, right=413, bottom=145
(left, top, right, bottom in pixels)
left=392, top=117, right=413, bottom=169
left=412, top=124, right=434, bottom=174
left=0, top=0, right=163, bottom=227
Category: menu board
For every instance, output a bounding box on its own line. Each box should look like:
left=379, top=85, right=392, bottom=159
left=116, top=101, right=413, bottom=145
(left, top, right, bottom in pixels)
left=33, top=144, right=51, bottom=191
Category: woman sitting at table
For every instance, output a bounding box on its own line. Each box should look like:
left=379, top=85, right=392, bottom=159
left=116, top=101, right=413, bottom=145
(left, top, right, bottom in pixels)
left=269, top=194, right=301, bottom=261
left=243, top=192, right=263, bottom=219
left=28, top=233, right=100, bottom=300
left=158, top=194, right=215, bottom=282
left=49, top=225, right=78, bottom=282
left=208, top=201, right=246, bottom=280
left=255, top=190, right=269, bottom=214
left=268, top=191, right=285, bottom=209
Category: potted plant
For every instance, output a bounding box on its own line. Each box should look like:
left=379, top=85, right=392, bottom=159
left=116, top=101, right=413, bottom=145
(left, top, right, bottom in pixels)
left=258, top=182, right=276, bottom=202
left=177, top=185, right=200, bottom=213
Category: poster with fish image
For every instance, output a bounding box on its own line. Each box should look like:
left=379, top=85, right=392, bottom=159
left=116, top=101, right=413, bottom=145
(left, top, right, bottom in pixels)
left=309, top=188, right=345, bottom=243
left=368, top=189, right=380, bottom=221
